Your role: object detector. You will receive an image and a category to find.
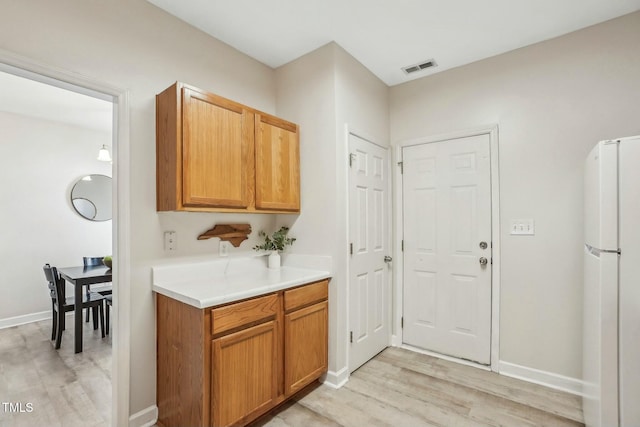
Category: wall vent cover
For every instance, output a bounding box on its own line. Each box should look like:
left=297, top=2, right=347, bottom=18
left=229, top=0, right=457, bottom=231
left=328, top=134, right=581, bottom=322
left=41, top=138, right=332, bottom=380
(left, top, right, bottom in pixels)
left=402, top=59, right=437, bottom=75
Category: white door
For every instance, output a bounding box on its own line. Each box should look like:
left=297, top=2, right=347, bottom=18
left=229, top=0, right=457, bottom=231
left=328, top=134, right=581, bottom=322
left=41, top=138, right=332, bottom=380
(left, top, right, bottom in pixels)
left=402, top=134, right=492, bottom=364
left=348, top=134, right=391, bottom=372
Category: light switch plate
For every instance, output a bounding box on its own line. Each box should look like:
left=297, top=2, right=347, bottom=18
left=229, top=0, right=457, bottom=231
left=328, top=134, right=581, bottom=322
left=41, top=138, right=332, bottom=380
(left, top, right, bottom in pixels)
left=510, top=219, right=535, bottom=235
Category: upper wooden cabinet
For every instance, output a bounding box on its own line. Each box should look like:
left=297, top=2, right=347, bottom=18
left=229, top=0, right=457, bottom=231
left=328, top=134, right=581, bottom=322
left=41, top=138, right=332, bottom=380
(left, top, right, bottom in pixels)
left=156, top=82, right=300, bottom=213
left=182, top=88, right=252, bottom=209
left=255, top=114, right=300, bottom=211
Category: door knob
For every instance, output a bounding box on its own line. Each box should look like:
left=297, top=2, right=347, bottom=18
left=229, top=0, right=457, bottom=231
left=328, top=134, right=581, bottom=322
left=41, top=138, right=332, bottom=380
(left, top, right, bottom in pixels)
left=479, top=257, right=488, bottom=266
left=384, top=255, right=393, bottom=263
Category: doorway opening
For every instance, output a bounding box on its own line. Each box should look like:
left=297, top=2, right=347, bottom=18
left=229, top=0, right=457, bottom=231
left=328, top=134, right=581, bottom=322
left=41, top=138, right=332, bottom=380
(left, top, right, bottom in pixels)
left=0, top=56, right=130, bottom=425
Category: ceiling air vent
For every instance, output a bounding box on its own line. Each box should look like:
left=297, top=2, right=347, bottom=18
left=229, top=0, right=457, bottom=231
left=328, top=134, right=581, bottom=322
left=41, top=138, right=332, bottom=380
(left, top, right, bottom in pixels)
left=402, top=59, right=437, bottom=75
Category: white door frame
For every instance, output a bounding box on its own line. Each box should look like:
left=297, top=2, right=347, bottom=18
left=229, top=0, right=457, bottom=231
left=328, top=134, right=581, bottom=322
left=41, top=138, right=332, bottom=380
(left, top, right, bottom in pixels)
left=344, top=125, right=393, bottom=374
left=0, top=49, right=131, bottom=426
left=392, top=125, right=501, bottom=371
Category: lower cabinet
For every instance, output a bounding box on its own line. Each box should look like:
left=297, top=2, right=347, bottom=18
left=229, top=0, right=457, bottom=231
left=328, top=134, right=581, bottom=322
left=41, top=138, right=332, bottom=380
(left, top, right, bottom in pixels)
left=284, top=301, right=328, bottom=395
left=212, top=321, right=279, bottom=427
left=283, top=280, right=329, bottom=396
left=156, top=279, right=329, bottom=427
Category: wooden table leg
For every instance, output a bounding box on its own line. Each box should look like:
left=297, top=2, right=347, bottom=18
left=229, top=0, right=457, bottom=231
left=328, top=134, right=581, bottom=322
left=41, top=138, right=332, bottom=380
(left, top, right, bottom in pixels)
left=75, top=282, right=83, bottom=353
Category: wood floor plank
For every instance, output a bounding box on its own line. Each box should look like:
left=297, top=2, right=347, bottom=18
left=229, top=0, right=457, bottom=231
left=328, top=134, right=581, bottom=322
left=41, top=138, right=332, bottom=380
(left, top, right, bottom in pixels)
left=355, top=358, right=475, bottom=412
left=377, top=348, right=583, bottom=423
left=255, top=348, right=584, bottom=427
left=0, top=318, right=111, bottom=427
left=1, top=321, right=584, bottom=427
left=345, top=373, right=480, bottom=427
left=249, top=400, right=342, bottom=427
left=297, top=385, right=438, bottom=427
left=355, top=358, right=582, bottom=427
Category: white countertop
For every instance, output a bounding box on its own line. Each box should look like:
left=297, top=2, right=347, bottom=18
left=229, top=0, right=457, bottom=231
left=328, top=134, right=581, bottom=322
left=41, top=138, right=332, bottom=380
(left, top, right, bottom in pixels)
left=152, top=255, right=331, bottom=309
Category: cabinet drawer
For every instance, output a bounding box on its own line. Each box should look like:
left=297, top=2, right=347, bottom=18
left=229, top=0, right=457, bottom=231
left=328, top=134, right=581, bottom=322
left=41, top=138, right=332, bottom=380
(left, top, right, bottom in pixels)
left=212, top=293, right=278, bottom=335
left=284, top=280, right=328, bottom=312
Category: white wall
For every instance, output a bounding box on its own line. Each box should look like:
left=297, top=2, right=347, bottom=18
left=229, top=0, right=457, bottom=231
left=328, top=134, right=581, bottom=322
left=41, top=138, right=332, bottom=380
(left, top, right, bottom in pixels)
left=276, top=43, right=389, bottom=380
left=390, top=11, right=640, bottom=379
left=275, top=44, right=341, bottom=374
left=0, top=0, right=277, bottom=415
left=334, top=46, right=390, bottom=146
left=0, top=112, right=112, bottom=321
left=333, top=44, right=390, bottom=376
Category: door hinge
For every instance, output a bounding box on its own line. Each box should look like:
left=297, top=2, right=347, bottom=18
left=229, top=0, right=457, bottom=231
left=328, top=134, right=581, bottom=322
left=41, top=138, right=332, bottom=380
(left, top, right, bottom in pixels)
left=350, top=331, right=353, bottom=343
left=398, top=161, right=404, bottom=174
left=401, top=317, right=404, bottom=328
left=349, top=243, right=353, bottom=255
left=349, top=153, right=356, bottom=167
left=401, top=240, right=404, bottom=252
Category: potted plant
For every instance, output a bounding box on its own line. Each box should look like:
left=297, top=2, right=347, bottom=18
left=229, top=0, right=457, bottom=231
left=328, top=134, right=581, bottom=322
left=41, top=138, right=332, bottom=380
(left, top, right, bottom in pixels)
left=253, top=226, right=296, bottom=269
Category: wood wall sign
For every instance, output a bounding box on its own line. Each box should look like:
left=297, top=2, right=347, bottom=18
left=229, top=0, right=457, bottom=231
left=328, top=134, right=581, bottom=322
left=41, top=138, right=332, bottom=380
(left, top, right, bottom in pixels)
left=197, top=224, right=252, bottom=247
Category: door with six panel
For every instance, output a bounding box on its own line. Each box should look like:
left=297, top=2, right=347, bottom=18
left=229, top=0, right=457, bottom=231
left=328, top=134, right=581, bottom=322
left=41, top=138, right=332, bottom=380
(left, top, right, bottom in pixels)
left=402, top=134, right=492, bottom=364
left=348, top=134, right=391, bottom=372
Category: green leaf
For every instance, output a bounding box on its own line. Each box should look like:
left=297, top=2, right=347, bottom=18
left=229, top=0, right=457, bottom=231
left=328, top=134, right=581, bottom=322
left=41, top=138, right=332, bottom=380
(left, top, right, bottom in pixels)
left=253, top=226, right=296, bottom=252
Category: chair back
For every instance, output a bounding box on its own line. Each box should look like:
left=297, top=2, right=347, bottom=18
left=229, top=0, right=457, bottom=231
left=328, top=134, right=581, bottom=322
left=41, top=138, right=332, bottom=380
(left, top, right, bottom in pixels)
left=83, top=257, right=103, bottom=267
left=43, top=264, right=65, bottom=305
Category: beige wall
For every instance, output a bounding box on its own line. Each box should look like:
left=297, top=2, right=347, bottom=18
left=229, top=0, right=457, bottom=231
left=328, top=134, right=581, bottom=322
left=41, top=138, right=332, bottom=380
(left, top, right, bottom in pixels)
left=275, top=44, right=341, bottom=372
left=390, top=11, right=640, bottom=378
left=0, top=0, right=277, bottom=415
left=276, top=43, right=389, bottom=379
left=333, top=44, right=390, bottom=375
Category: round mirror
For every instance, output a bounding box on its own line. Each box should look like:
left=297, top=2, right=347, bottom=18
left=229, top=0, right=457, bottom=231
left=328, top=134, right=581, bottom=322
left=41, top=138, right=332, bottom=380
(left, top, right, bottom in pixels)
left=71, top=174, right=112, bottom=221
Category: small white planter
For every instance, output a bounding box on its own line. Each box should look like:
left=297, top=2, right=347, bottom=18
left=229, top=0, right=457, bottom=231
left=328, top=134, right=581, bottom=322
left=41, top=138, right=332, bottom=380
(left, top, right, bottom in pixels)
left=268, top=251, right=281, bottom=269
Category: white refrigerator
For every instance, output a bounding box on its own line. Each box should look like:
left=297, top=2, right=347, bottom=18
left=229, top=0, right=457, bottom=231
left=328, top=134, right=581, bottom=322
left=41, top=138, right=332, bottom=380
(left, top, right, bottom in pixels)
left=583, top=135, right=640, bottom=427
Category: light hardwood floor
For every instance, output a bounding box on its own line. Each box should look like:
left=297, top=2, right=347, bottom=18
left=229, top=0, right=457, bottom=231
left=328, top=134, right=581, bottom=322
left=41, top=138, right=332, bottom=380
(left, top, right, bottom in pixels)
left=0, top=318, right=111, bottom=427
left=251, top=347, right=584, bottom=427
left=0, top=320, right=583, bottom=427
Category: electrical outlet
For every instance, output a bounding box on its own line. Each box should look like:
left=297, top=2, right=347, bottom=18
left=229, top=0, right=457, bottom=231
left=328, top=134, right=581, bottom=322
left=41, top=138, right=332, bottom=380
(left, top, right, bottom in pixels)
left=164, top=231, right=177, bottom=251
left=219, top=241, right=231, bottom=257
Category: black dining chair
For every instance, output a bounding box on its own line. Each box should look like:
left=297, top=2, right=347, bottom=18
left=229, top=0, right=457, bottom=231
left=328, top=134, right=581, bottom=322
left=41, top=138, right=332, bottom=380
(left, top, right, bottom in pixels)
left=43, top=263, right=105, bottom=349
left=104, top=294, right=112, bottom=336
left=83, top=256, right=103, bottom=267
left=83, top=256, right=112, bottom=322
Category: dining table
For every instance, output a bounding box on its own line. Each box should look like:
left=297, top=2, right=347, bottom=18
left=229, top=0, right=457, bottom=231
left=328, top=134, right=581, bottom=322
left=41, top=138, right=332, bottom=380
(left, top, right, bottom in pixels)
left=58, top=264, right=112, bottom=353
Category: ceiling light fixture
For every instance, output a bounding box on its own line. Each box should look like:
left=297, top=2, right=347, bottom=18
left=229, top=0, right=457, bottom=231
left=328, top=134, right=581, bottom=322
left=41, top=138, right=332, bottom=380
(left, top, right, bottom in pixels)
left=97, top=144, right=112, bottom=162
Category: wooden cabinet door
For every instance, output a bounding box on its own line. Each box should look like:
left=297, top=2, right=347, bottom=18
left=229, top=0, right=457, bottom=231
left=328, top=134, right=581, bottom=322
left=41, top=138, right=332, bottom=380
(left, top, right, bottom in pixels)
left=211, top=320, right=279, bottom=427
left=182, top=87, right=253, bottom=208
left=255, top=114, right=300, bottom=211
left=284, top=301, right=328, bottom=395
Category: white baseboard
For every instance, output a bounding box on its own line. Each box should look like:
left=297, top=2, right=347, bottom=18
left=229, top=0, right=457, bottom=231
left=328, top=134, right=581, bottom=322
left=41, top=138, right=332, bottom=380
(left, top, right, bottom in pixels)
left=322, top=366, right=349, bottom=389
left=0, top=311, right=50, bottom=329
left=129, top=405, right=158, bottom=427
left=498, top=360, right=584, bottom=396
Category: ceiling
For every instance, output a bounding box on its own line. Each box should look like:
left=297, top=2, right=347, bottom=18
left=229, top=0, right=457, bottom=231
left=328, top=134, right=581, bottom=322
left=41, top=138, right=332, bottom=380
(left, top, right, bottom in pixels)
left=147, top=0, right=640, bottom=86
left=0, top=71, right=113, bottom=132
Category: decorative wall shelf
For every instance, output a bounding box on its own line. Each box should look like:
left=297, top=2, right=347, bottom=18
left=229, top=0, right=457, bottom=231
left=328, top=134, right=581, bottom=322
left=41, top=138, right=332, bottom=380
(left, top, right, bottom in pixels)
left=198, top=223, right=252, bottom=247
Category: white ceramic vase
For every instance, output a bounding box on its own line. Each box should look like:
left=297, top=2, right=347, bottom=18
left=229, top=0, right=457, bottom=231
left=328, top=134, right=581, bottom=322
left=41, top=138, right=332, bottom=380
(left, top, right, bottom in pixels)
left=268, top=251, right=281, bottom=269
